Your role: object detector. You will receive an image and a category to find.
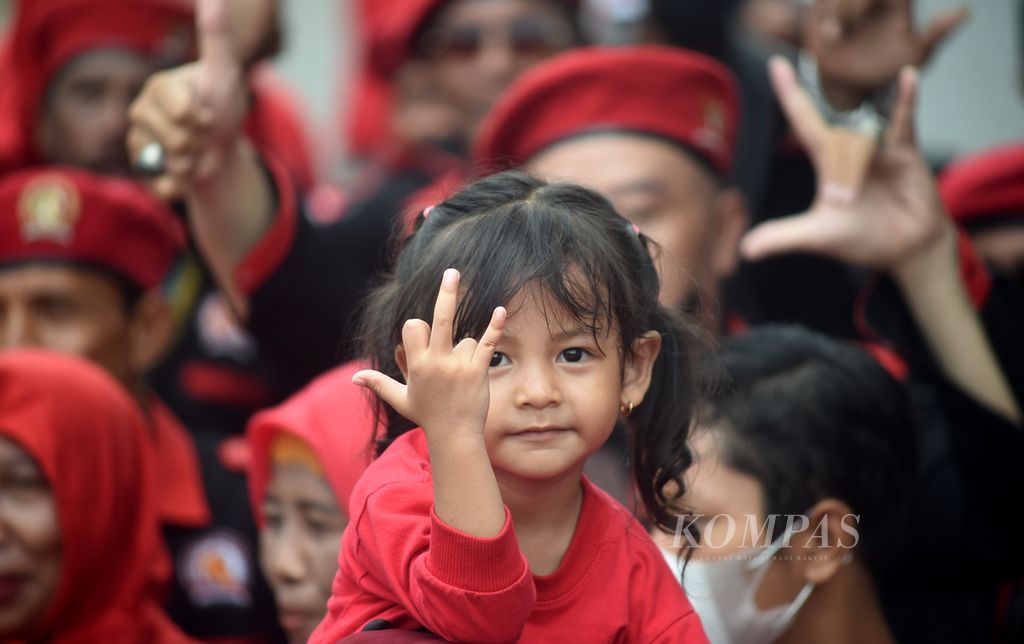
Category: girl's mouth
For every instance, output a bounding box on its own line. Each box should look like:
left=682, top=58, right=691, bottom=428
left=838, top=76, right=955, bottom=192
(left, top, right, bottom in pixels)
left=509, top=427, right=569, bottom=442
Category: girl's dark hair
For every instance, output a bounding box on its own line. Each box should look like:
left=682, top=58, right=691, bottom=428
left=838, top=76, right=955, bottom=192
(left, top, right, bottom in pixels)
left=703, top=325, right=918, bottom=579
left=357, top=170, right=704, bottom=534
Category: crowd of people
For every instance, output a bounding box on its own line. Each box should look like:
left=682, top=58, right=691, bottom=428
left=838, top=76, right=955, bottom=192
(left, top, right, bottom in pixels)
left=0, top=0, right=1021, bottom=642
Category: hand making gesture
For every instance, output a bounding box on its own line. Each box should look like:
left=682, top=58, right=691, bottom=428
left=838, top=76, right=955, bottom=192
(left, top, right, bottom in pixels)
left=127, top=0, right=272, bottom=319
left=742, top=56, right=951, bottom=277
left=354, top=269, right=507, bottom=440
left=354, top=269, right=510, bottom=536
left=743, top=56, right=1021, bottom=425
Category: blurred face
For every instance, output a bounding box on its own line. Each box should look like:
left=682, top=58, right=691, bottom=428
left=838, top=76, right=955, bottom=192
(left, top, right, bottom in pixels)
left=0, top=266, right=134, bottom=386
left=679, top=430, right=812, bottom=612
left=420, top=0, right=575, bottom=138
left=0, top=437, right=60, bottom=638
left=36, top=49, right=158, bottom=175
left=680, top=431, right=765, bottom=557
left=260, top=456, right=346, bottom=644
left=528, top=134, right=731, bottom=312
left=740, top=0, right=806, bottom=49
left=969, top=225, right=1024, bottom=283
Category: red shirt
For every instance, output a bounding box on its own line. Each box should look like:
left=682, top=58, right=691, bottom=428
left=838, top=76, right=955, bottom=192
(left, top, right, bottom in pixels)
left=311, top=429, right=708, bottom=644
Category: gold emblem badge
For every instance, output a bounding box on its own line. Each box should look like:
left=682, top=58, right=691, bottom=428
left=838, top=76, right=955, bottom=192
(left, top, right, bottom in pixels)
left=703, top=99, right=727, bottom=139
left=694, top=98, right=729, bottom=158
left=18, top=176, right=81, bottom=245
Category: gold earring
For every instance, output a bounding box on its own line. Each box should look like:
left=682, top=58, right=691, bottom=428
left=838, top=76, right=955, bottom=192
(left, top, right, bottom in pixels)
left=620, top=401, right=635, bottom=417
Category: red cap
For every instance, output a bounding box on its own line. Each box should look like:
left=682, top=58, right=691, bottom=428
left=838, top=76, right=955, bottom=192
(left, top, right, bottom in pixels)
left=939, top=142, right=1024, bottom=225
left=474, top=46, right=739, bottom=174
left=4, top=0, right=194, bottom=162
left=0, top=167, right=185, bottom=289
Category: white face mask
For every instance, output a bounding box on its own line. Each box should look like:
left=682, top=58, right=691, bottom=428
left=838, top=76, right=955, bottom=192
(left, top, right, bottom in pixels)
left=661, top=536, right=814, bottom=644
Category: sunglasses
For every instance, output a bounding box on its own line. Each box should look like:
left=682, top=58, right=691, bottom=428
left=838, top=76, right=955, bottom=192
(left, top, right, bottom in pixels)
left=420, top=18, right=574, bottom=60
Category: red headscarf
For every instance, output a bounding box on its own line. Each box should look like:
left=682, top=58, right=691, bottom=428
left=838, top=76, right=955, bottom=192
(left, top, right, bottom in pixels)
left=247, top=361, right=381, bottom=523
left=0, top=349, right=193, bottom=644
left=0, top=0, right=316, bottom=188
left=0, top=0, right=195, bottom=171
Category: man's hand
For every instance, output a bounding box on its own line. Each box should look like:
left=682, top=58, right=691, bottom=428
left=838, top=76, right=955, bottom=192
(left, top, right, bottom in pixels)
left=742, top=57, right=952, bottom=272
left=805, top=0, right=968, bottom=109
left=128, top=0, right=247, bottom=199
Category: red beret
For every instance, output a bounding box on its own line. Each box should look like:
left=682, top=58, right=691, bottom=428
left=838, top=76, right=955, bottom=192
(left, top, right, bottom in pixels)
left=939, top=142, right=1024, bottom=225
left=5, top=0, right=194, bottom=158
left=0, top=167, right=185, bottom=289
left=365, top=0, right=579, bottom=76
left=474, top=46, right=739, bottom=175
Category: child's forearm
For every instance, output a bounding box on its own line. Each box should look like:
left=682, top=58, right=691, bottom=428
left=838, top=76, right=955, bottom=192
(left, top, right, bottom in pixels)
left=428, top=431, right=507, bottom=537
left=892, top=225, right=1022, bottom=425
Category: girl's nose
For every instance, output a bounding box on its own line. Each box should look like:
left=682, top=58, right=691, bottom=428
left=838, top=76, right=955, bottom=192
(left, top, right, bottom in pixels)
left=514, top=363, right=561, bottom=409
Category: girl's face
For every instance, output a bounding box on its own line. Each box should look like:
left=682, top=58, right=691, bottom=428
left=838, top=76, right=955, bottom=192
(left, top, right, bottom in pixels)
left=0, top=436, right=60, bottom=637
left=259, top=450, right=347, bottom=644
left=481, top=286, right=659, bottom=483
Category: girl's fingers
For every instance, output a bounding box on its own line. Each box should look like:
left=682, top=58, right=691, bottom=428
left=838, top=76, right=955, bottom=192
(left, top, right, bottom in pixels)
left=428, top=269, right=459, bottom=352
left=473, top=307, right=507, bottom=368
left=352, top=370, right=410, bottom=417
left=401, top=318, right=431, bottom=357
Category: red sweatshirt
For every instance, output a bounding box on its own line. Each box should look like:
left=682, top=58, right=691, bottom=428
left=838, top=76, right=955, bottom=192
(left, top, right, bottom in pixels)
left=311, top=429, right=708, bottom=643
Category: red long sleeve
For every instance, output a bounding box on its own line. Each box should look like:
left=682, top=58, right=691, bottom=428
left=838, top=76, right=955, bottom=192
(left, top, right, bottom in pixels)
left=312, top=430, right=708, bottom=643
left=311, top=431, right=535, bottom=643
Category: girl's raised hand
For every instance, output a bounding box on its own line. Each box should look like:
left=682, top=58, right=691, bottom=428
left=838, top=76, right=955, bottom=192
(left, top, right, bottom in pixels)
left=353, top=269, right=507, bottom=443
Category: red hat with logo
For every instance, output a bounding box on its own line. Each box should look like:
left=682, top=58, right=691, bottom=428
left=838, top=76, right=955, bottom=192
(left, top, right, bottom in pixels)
left=474, top=45, right=739, bottom=175
left=1, top=0, right=194, bottom=167
left=0, top=167, right=185, bottom=289
left=939, top=142, right=1024, bottom=226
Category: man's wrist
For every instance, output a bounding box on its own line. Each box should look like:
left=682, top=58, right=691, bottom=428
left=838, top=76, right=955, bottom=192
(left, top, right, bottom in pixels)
left=890, top=220, right=958, bottom=290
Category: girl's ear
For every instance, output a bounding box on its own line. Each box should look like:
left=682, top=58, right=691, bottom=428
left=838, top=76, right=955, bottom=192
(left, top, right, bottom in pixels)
left=621, top=331, right=662, bottom=409
left=395, top=345, right=410, bottom=381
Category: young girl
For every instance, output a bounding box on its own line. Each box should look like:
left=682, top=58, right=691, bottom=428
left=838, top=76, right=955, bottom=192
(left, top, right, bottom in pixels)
left=311, top=171, right=708, bottom=642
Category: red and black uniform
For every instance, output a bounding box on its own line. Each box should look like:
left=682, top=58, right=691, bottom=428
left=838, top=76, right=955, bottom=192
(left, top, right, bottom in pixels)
left=0, top=166, right=279, bottom=642
left=0, top=1, right=320, bottom=638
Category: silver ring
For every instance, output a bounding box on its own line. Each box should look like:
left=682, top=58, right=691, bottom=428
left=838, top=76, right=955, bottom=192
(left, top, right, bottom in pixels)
left=135, top=141, right=167, bottom=177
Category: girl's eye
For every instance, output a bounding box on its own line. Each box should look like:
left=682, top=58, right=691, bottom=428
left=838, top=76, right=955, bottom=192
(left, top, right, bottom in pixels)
left=559, top=348, right=589, bottom=363
left=490, top=352, right=510, bottom=368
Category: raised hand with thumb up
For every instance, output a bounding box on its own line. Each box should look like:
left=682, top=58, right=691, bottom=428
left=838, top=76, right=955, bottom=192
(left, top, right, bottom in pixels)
left=128, top=0, right=247, bottom=200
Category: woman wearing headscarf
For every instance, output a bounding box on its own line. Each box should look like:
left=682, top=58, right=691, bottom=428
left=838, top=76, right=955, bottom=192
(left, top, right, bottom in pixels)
left=0, top=349, right=195, bottom=643
left=247, top=361, right=380, bottom=644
